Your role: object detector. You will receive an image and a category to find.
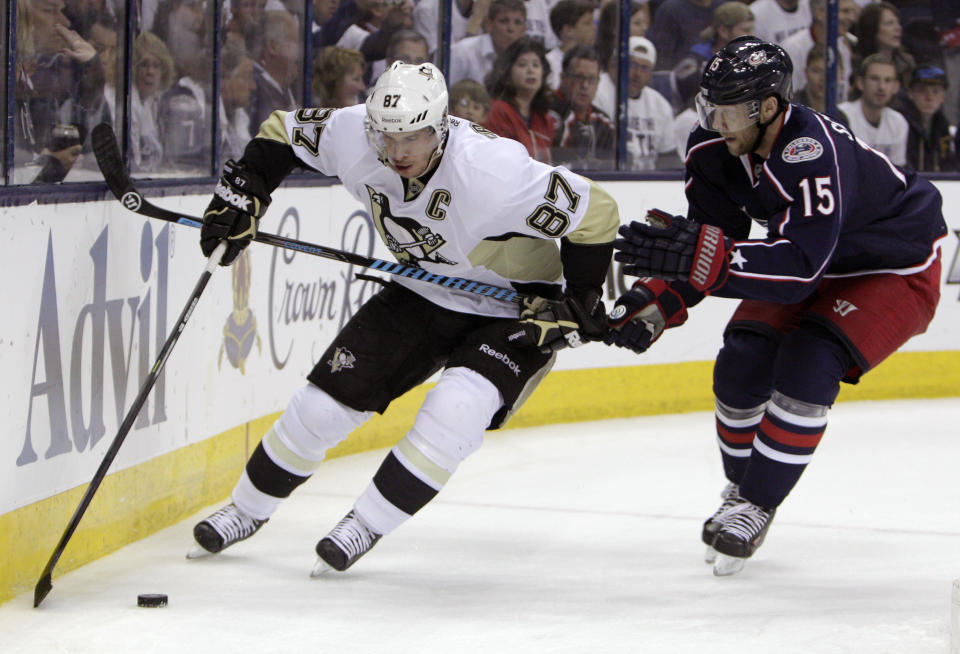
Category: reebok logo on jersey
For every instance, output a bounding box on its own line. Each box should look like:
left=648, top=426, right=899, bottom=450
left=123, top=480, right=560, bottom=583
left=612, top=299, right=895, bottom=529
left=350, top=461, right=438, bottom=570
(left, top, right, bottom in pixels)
left=833, top=299, right=858, bottom=316
left=479, top=344, right=521, bottom=376
left=782, top=137, right=824, bottom=163
left=214, top=180, right=253, bottom=212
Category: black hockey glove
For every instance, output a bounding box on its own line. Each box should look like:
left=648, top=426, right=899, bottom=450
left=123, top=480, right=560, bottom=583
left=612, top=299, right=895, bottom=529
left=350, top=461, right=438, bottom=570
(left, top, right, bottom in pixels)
left=200, top=159, right=271, bottom=265
left=614, top=209, right=731, bottom=292
left=604, top=278, right=692, bottom=354
left=510, top=288, right=607, bottom=354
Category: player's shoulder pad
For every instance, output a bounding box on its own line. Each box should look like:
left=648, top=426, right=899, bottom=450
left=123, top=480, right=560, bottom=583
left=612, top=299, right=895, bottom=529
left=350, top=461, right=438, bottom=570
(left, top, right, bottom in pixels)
left=446, top=117, right=532, bottom=182
left=769, top=105, right=837, bottom=178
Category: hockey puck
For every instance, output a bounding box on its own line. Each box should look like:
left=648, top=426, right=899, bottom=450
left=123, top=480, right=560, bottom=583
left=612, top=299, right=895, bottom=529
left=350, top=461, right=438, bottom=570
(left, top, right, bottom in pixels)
left=137, top=593, right=168, bottom=608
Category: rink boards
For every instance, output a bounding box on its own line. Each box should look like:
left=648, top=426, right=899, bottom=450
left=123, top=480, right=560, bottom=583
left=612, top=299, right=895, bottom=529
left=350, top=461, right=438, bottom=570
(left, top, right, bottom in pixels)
left=1, top=179, right=958, bottom=604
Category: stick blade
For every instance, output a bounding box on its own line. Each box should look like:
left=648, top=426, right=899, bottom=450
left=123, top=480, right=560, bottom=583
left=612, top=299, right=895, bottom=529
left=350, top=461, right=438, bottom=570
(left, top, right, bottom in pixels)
left=33, top=573, right=52, bottom=607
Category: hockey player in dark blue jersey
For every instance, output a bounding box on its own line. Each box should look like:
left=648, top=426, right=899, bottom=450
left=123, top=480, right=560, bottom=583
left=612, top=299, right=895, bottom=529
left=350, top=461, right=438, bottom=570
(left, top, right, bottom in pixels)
left=605, top=36, right=947, bottom=575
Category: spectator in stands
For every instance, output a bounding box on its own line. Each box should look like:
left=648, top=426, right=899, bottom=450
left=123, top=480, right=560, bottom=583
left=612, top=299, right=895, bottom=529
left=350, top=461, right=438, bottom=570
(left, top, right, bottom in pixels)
left=313, top=46, right=367, bottom=107
left=933, top=4, right=960, bottom=125
left=248, top=9, right=301, bottom=131
left=782, top=0, right=857, bottom=100
left=369, top=28, right=430, bottom=81
left=311, top=0, right=342, bottom=51
left=749, top=0, right=811, bottom=45
left=895, top=65, right=958, bottom=172
left=672, top=1, right=754, bottom=113
left=337, top=0, right=415, bottom=69
left=450, top=79, right=492, bottom=123
left=219, top=42, right=258, bottom=165
left=87, top=12, right=119, bottom=125
left=385, top=29, right=429, bottom=66
left=839, top=53, right=908, bottom=166
left=483, top=35, right=556, bottom=163
left=550, top=45, right=615, bottom=169
left=226, top=0, right=267, bottom=56
left=596, top=0, right=650, bottom=81
left=14, top=0, right=105, bottom=180
left=854, top=2, right=915, bottom=93
left=449, top=0, right=527, bottom=86
left=794, top=44, right=849, bottom=123
left=524, top=0, right=557, bottom=49
left=595, top=36, right=677, bottom=170
left=317, top=0, right=367, bottom=49
left=156, top=1, right=214, bottom=173
left=649, top=0, right=722, bottom=71
left=153, top=0, right=208, bottom=64
left=545, top=0, right=596, bottom=89
left=130, top=31, right=174, bottom=172
left=413, top=0, right=480, bottom=57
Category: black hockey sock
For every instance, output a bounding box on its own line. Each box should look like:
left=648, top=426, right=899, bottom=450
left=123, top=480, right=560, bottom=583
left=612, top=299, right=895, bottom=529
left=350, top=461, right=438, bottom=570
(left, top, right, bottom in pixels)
left=372, top=451, right=441, bottom=517
left=245, top=441, right=311, bottom=499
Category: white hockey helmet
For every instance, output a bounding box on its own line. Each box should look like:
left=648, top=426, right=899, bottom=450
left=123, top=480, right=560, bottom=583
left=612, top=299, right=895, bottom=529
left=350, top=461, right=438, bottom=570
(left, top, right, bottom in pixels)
left=365, top=61, right=450, bottom=166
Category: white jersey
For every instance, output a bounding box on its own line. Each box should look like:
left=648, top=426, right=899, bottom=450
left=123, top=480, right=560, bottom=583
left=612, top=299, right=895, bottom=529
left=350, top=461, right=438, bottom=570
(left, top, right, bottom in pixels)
left=273, top=105, right=618, bottom=318
left=623, top=86, right=677, bottom=171
left=750, top=0, right=811, bottom=45
left=838, top=100, right=909, bottom=166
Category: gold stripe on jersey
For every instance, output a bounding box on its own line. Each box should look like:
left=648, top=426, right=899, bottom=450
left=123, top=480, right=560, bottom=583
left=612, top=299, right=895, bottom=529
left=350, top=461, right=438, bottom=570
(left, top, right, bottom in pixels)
left=256, top=110, right=292, bottom=144
left=565, top=180, right=620, bottom=244
left=467, top=237, right=563, bottom=283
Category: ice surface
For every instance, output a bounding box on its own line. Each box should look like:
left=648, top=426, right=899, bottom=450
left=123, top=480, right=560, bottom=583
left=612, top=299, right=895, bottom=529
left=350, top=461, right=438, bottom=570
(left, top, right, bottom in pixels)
left=3, top=399, right=958, bottom=654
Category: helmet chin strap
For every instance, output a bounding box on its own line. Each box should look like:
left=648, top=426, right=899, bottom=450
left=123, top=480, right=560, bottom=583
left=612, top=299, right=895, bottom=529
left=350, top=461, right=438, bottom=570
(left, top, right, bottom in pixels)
left=750, top=98, right=785, bottom=154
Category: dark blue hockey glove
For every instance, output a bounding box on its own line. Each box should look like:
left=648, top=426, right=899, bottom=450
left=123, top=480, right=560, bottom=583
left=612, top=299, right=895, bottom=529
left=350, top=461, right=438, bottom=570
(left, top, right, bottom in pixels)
left=614, top=209, right=731, bottom=292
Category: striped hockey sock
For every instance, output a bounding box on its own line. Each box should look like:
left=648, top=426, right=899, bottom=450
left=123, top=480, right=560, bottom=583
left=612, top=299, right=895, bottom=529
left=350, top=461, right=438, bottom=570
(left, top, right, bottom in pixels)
left=739, top=391, right=828, bottom=509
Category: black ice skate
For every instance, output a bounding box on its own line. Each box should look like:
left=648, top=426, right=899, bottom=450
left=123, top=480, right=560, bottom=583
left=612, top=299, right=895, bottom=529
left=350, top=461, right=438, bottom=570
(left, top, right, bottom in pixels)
left=187, top=503, right=267, bottom=558
left=702, top=482, right=743, bottom=544
left=711, top=499, right=776, bottom=576
left=702, top=482, right=742, bottom=565
left=311, top=510, right=382, bottom=577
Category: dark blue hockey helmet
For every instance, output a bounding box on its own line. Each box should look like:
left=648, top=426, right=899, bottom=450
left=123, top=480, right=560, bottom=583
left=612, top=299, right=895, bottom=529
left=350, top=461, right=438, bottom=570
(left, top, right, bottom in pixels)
left=695, top=36, right=793, bottom=134
left=700, top=36, right=793, bottom=107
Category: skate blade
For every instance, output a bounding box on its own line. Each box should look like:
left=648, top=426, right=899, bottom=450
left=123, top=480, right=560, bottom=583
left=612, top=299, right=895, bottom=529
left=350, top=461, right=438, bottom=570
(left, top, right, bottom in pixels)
left=704, top=545, right=718, bottom=564
left=310, top=557, right=334, bottom=578
left=712, top=553, right=746, bottom=576
left=186, top=543, right=216, bottom=560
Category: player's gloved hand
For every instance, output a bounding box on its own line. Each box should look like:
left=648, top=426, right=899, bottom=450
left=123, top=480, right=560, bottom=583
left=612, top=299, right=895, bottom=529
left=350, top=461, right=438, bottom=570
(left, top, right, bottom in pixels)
left=614, top=208, right=731, bottom=292
left=511, top=288, right=606, bottom=354
left=603, top=282, right=665, bottom=354
left=200, top=159, right=271, bottom=265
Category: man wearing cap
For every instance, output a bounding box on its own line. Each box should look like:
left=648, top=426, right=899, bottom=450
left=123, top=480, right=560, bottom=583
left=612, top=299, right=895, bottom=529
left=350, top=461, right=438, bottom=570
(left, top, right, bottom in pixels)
left=595, top=36, right=678, bottom=170
left=839, top=53, right=909, bottom=166
left=893, top=65, right=958, bottom=172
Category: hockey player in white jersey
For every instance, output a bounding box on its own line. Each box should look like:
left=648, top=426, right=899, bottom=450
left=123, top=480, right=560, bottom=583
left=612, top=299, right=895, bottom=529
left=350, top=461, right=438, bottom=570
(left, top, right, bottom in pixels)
left=188, top=62, right=620, bottom=575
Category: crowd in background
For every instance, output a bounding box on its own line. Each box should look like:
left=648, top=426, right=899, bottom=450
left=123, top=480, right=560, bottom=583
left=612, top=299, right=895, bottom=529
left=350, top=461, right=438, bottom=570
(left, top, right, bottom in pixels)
left=9, top=0, right=960, bottom=184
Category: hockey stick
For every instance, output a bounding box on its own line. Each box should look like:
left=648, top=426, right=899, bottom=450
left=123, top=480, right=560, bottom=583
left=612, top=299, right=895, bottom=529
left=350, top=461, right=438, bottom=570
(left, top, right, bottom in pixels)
left=90, top=123, right=524, bottom=305
left=33, top=242, right=228, bottom=608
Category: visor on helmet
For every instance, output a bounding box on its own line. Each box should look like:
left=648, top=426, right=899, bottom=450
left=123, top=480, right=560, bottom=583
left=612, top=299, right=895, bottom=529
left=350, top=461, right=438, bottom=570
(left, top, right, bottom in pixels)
left=695, top=92, right=760, bottom=133
left=366, top=126, right=440, bottom=158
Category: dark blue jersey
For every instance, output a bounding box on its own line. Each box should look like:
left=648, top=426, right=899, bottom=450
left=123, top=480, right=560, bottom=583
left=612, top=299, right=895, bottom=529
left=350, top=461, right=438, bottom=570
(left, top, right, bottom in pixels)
left=683, top=103, right=948, bottom=303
